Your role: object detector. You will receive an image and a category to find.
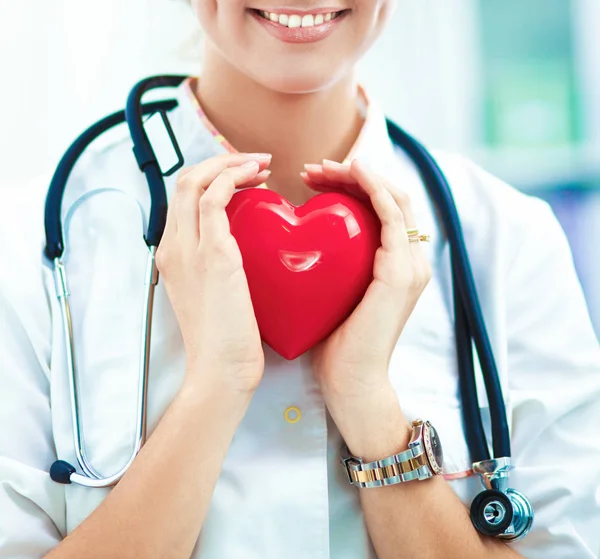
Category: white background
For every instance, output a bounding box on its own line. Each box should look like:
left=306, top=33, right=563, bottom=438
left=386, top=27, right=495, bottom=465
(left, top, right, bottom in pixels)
left=2, top=0, right=599, bottom=187
left=0, top=0, right=511, bottom=185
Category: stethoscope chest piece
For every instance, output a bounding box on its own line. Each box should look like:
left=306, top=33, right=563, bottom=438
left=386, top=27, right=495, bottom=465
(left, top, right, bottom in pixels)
left=470, top=489, right=514, bottom=536
left=471, top=458, right=534, bottom=541
left=502, top=488, right=535, bottom=542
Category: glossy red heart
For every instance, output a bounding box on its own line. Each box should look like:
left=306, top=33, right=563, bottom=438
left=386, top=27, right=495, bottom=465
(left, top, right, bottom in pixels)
left=226, top=188, right=381, bottom=360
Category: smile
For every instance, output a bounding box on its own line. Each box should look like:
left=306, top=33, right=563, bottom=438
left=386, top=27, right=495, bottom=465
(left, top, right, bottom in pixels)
left=249, top=6, right=350, bottom=43
left=252, top=9, right=346, bottom=28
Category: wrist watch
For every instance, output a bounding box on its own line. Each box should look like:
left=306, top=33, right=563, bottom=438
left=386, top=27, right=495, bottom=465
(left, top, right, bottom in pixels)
left=341, top=419, right=444, bottom=488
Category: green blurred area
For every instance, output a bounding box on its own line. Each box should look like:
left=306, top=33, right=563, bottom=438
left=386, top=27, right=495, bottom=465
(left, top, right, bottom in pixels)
left=477, top=0, right=600, bottom=335
left=479, top=0, right=583, bottom=150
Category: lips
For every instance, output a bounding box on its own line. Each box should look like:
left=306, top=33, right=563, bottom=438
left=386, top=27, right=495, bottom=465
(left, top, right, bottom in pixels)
left=249, top=7, right=350, bottom=43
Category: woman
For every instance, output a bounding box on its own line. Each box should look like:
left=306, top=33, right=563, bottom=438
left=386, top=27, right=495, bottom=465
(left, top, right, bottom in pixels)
left=0, top=0, right=599, bottom=557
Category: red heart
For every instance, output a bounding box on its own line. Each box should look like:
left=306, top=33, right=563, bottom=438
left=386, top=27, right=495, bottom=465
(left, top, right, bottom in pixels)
left=226, top=188, right=381, bottom=360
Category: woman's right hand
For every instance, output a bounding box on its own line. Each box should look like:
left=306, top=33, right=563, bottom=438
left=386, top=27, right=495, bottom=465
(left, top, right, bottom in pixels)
left=156, top=153, right=272, bottom=394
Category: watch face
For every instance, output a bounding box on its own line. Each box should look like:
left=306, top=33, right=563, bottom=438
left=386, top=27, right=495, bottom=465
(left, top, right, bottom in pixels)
left=423, top=422, right=444, bottom=475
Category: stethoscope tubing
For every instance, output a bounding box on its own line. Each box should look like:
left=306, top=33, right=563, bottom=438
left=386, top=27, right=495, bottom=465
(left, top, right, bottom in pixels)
left=43, top=87, right=176, bottom=485
left=45, top=77, right=510, bottom=487
left=125, top=75, right=188, bottom=248
left=386, top=119, right=510, bottom=461
left=44, top=99, right=178, bottom=261
left=49, top=248, right=158, bottom=487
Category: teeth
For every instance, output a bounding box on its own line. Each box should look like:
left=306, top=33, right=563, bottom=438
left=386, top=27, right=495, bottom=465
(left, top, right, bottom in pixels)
left=301, top=14, right=314, bottom=27
left=258, top=10, right=341, bottom=27
left=288, top=14, right=302, bottom=27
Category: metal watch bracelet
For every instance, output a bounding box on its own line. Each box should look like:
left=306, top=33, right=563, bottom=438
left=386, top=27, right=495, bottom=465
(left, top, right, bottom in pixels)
left=341, top=444, right=430, bottom=489
left=340, top=419, right=443, bottom=488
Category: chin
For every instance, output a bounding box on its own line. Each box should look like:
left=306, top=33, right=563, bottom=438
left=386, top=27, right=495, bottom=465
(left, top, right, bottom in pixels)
left=245, top=63, right=352, bottom=95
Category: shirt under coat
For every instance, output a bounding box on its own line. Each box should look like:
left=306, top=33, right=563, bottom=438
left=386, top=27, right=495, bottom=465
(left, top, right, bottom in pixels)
left=1, top=79, right=599, bottom=558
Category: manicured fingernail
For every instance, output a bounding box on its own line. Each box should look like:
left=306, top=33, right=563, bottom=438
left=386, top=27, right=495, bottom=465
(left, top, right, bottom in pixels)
left=304, top=164, right=322, bottom=172
left=241, top=160, right=259, bottom=169
left=323, top=159, right=349, bottom=168
left=246, top=153, right=272, bottom=160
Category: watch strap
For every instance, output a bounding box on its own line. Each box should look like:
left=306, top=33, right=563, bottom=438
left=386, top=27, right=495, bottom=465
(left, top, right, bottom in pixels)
left=341, top=419, right=443, bottom=488
left=343, top=450, right=429, bottom=488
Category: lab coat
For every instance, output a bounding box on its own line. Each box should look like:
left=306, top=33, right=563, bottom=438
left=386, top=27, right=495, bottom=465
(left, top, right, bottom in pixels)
left=1, top=78, right=599, bottom=559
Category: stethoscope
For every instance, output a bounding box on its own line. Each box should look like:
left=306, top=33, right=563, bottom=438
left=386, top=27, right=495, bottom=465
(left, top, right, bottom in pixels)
left=44, top=75, right=533, bottom=541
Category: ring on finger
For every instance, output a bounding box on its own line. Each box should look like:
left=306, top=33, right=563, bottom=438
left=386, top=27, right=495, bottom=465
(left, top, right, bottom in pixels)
left=406, top=228, right=431, bottom=243
left=408, top=235, right=431, bottom=243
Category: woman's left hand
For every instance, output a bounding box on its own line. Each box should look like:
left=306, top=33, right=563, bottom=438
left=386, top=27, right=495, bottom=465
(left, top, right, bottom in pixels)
left=301, top=159, right=432, bottom=434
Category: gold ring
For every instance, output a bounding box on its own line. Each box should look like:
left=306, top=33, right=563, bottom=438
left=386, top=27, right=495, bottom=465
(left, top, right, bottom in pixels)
left=406, top=228, right=420, bottom=236
left=408, top=234, right=431, bottom=243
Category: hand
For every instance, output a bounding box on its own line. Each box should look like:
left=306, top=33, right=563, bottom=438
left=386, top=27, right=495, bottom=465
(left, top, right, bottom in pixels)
left=301, top=159, right=432, bottom=407
left=156, top=153, right=272, bottom=394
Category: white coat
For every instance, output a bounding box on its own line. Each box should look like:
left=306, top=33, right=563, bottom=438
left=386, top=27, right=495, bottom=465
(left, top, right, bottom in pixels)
left=1, top=77, right=599, bottom=559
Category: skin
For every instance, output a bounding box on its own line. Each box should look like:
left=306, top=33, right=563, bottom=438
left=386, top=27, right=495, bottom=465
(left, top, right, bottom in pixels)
left=46, top=1, right=524, bottom=557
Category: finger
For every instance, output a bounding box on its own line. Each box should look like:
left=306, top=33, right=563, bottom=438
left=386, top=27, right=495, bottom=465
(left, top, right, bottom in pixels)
left=177, top=160, right=267, bottom=184
left=348, top=159, right=407, bottom=254
left=374, top=175, right=424, bottom=261
left=163, top=193, right=178, bottom=238
left=300, top=172, right=336, bottom=193
left=179, top=152, right=272, bottom=194
left=308, top=162, right=419, bottom=231
left=305, top=162, right=374, bottom=201
left=175, top=154, right=270, bottom=246
left=384, top=185, right=417, bottom=229
left=304, top=164, right=357, bottom=184
left=177, top=166, right=194, bottom=181
left=199, top=161, right=261, bottom=244
left=169, top=166, right=195, bottom=233
left=174, top=185, right=201, bottom=250
left=320, top=160, right=358, bottom=184
left=237, top=170, right=271, bottom=189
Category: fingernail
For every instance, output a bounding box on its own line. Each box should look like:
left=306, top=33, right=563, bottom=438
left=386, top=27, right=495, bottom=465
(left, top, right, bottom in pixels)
left=246, top=153, right=272, bottom=160
left=304, top=163, right=322, bottom=172
left=241, top=160, right=260, bottom=169
left=323, top=159, right=348, bottom=168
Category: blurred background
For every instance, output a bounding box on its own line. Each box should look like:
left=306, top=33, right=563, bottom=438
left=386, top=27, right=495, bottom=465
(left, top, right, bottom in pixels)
left=1, top=0, right=599, bottom=333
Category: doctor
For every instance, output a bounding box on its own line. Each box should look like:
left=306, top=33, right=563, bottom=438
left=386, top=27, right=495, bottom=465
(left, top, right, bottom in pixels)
left=1, top=0, right=600, bottom=557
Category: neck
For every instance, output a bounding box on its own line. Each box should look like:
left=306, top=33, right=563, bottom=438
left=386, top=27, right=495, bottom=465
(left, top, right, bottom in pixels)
left=194, top=45, right=364, bottom=205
